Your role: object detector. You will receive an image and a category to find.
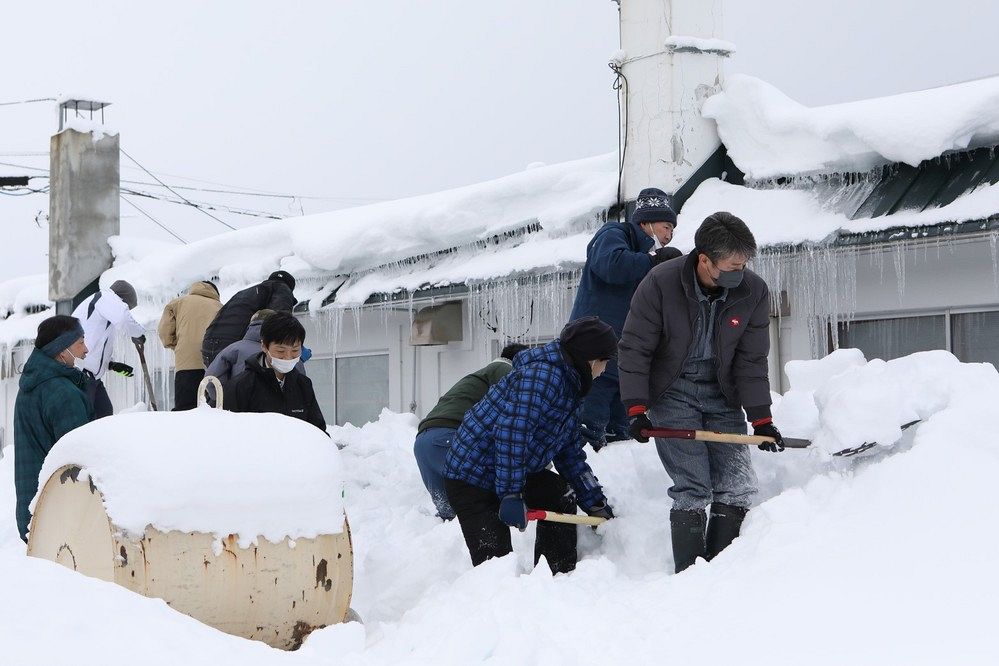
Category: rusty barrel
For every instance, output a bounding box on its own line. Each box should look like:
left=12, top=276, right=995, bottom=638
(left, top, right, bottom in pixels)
left=27, top=464, right=353, bottom=650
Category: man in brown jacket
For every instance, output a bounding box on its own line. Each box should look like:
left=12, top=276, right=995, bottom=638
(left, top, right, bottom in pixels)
left=158, top=281, right=222, bottom=410
left=618, top=212, right=784, bottom=573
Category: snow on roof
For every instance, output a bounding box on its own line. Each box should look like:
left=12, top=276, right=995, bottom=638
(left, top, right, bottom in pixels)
left=105, top=154, right=617, bottom=303
left=0, top=274, right=51, bottom=348
left=703, top=74, right=999, bottom=179
left=673, top=177, right=999, bottom=250
left=35, top=409, right=345, bottom=546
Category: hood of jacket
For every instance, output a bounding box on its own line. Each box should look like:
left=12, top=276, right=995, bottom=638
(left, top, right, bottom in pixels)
left=18, top=348, right=88, bottom=393
left=242, top=319, right=264, bottom=343
left=188, top=281, right=221, bottom=302
left=625, top=219, right=656, bottom=254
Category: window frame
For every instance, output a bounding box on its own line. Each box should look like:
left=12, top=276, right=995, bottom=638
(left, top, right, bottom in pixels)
left=835, top=304, right=999, bottom=362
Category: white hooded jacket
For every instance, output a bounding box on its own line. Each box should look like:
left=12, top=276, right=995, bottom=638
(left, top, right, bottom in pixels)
left=71, top=289, right=146, bottom=380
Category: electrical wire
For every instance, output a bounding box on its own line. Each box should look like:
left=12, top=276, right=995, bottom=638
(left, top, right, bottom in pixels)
left=0, top=97, right=57, bottom=107
left=119, top=147, right=238, bottom=231
left=609, top=60, right=630, bottom=209
left=120, top=187, right=282, bottom=220
left=120, top=194, right=188, bottom=244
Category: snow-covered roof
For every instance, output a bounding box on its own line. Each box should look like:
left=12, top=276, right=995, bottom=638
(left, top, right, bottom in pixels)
left=703, top=74, right=999, bottom=179
left=674, top=177, right=999, bottom=249
left=105, top=154, right=617, bottom=305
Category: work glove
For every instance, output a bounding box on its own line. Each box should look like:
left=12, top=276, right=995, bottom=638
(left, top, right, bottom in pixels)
left=753, top=419, right=785, bottom=453
left=132, top=335, right=146, bottom=346
left=651, top=246, right=683, bottom=265
left=108, top=361, right=134, bottom=378
left=301, top=346, right=313, bottom=363
left=498, top=493, right=528, bottom=531
left=627, top=408, right=653, bottom=443
left=583, top=501, right=615, bottom=521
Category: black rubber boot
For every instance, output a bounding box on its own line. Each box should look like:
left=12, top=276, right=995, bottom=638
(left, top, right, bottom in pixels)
left=670, top=508, right=707, bottom=573
left=705, top=503, right=748, bottom=561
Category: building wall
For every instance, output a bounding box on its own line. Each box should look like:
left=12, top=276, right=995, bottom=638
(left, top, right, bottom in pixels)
left=2, top=235, right=997, bottom=455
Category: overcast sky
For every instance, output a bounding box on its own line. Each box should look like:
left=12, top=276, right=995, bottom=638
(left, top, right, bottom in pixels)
left=1, top=0, right=997, bottom=281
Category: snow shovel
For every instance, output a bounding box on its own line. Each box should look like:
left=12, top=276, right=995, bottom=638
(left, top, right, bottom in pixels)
left=133, top=338, right=158, bottom=411
left=640, top=420, right=921, bottom=457
left=641, top=427, right=811, bottom=449
left=526, top=510, right=608, bottom=527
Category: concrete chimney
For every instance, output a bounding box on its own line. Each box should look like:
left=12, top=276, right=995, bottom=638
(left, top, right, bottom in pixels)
left=49, top=100, right=119, bottom=314
left=617, top=0, right=729, bottom=202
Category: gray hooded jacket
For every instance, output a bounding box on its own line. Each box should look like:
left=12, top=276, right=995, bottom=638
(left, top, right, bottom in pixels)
left=618, top=251, right=772, bottom=422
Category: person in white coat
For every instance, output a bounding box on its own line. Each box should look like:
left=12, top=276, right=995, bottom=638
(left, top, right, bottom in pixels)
left=70, top=280, right=146, bottom=417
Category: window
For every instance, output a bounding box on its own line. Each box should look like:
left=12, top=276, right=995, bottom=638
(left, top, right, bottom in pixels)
left=307, top=358, right=335, bottom=425
left=335, top=353, right=389, bottom=426
left=838, top=315, right=946, bottom=361
left=952, top=311, right=999, bottom=368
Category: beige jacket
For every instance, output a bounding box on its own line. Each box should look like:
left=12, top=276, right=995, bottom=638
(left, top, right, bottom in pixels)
left=158, top=282, right=222, bottom=371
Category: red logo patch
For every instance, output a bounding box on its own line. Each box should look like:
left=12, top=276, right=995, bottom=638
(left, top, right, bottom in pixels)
left=728, top=317, right=742, bottom=327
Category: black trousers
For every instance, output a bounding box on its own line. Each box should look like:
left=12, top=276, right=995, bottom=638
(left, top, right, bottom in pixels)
left=444, top=470, right=578, bottom=575
left=173, top=369, right=205, bottom=411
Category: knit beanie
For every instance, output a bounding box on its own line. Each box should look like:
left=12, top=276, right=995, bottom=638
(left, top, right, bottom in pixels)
left=559, top=317, right=618, bottom=361
left=110, top=280, right=138, bottom=309
left=268, top=271, right=296, bottom=291
left=631, top=187, right=677, bottom=226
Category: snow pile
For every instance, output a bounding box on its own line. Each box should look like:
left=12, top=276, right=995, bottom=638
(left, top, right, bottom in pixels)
left=2, top=351, right=998, bottom=663
left=774, top=349, right=999, bottom=455
left=104, top=153, right=617, bottom=303
left=674, top=177, right=999, bottom=248
left=703, top=73, right=999, bottom=179
left=34, top=409, right=344, bottom=546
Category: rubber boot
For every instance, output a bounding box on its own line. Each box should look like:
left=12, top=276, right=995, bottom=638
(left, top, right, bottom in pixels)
left=705, top=503, right=748, bottom=561
left=670, top=508, right=707, bottom=573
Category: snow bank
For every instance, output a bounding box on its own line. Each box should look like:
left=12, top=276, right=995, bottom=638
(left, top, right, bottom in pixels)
left=2, top=373, right=997, bottom=663
left=774, top=349, right=999, bottom=455
left=674, top=177, right=999, bottom=250
left=104, top=153, right=617, bottom=302
left=704, top=73, right=999, bottom=179
left=35, top=409, right=344, bottom=546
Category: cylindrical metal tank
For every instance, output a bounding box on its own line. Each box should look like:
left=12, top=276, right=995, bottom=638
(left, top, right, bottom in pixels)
left=27, top=463, right=353, bottom=650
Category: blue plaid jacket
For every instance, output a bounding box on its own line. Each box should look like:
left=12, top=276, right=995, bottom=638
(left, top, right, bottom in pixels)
left=443, top=341, right=605, bottom=510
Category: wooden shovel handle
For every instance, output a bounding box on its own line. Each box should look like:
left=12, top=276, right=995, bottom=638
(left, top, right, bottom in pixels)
left=526, top=510, right=607, bottom=526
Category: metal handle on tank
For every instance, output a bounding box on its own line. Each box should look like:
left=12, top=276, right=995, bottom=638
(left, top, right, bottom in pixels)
left=197, top=376, right=224, bottom=409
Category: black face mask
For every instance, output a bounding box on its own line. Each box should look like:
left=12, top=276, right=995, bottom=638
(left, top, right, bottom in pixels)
left=714, top=268, right=744, bottom=289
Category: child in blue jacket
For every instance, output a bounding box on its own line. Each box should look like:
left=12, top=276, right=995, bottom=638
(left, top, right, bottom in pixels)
left=443, top=317, right=618, bottom=574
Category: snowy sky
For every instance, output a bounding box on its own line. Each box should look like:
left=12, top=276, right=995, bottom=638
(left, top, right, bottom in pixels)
left=1, top=0, right=996, bottom=282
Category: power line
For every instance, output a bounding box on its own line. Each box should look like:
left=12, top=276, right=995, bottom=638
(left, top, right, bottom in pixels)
left=121, top=187, right=282, bottom=220
left=120, top=194, right=188, bottom=244
left=0, top=156, right=387, bottom=203
left=120, top=147, right=238, bottom=231
left=0, top=97, right=57, bottom=107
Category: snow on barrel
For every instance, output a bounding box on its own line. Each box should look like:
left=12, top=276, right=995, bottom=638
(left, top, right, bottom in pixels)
left=26, top=408, right=351, bottom=650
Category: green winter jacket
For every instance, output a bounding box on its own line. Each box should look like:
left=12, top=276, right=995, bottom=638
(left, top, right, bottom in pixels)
left=418, top=358, right=513, bottom=433
left=14, top=349, right=95, bottom=542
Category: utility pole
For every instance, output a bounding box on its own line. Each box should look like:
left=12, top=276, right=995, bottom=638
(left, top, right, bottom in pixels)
left=617, top=0, right=731, bottom=202
left=48, top=99, right=119, bottom=315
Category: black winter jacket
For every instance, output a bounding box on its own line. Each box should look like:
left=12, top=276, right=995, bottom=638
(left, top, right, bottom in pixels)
left=224, top=353, right=327, bottom=432
left=618, top=251, right=773, bottom=421
left=201, top=279, right=297, bottom=362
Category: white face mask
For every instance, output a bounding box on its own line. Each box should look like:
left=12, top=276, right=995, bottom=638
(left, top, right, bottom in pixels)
left=60, top=351, right=85, bottom=370
left=269, top=355, right=300, bottom=374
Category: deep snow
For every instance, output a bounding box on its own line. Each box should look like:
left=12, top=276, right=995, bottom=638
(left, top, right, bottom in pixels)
left=0, top=350, right=997, bottom=664
left=703, top=73, right=999, bottom=179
